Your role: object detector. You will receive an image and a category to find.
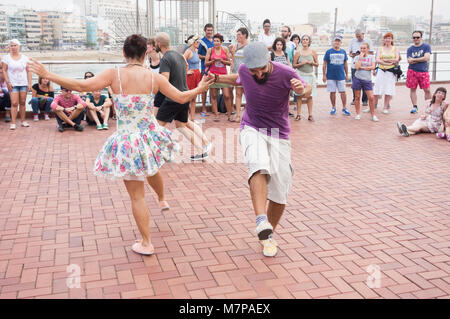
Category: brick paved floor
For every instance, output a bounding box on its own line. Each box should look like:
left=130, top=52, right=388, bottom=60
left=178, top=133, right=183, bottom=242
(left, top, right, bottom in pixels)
left=0, top=85, right=449, bottom=299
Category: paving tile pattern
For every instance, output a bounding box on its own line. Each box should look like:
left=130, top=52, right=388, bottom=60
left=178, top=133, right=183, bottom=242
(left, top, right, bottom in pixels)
left=0, top=85, right=449, bottom=299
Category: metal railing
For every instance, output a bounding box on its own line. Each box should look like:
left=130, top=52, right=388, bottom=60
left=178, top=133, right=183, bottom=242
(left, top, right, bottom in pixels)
left=10, top=52, right=450, bottom=112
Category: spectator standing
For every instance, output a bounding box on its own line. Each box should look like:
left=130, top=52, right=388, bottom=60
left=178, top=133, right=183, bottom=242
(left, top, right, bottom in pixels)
left=373, top=33, right=400, bottom=114
left=258, top=19, right=276, bottom=50
left=230, top=27, right=250, bottom=123
left=183, top=35, right=202, bottom=122
left=281, top=26, right=296, bottom=66
left=270, top=38, right=290, bottom=67
left=198, top=23, right=215, bottom=115
left=205, top=33, right=233, bottom=122
left=1, top=39, right=32, bottom=130
left=349, top=29, right=373, bottom=107
left=145, top=37, right=162, bottom=73
left=323, top=35, right=350, bottom=116
left=293, top=35, right=318, bottom=121
left=352, top=43, right=379, bottom=122
left=407, top=31, right=432, bottom=114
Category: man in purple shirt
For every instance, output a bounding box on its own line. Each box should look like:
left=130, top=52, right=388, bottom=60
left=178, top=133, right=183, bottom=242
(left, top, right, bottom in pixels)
left=212, top=42, right=311, bottom=257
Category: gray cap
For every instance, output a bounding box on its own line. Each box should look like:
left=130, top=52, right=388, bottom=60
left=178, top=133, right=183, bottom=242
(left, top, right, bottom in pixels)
left=243, top=42, right=270, bottom=69
left=334, top=34, right=343, bottom=41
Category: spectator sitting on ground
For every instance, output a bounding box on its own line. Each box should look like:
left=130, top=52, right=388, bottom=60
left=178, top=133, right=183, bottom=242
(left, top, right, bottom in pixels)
left=31, top=77, right=54, bottom=121
left=85, top=90, right=112, bottom=130
left=80, top=71, right=94, bottom=101
left=397, top=87, right=448, bottom=139
left=437, top=99, right=450, bottom=142
left=51, top=86, right=86, bottom=132
left=0, top=71, right=11, bottom=121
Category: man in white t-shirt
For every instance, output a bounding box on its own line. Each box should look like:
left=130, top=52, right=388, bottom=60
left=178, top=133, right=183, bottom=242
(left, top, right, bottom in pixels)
left=258, top=19, right=276, bottom=51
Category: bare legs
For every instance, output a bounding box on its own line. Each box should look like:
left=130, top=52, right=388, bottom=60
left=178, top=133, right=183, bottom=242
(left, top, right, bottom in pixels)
left=10, top=91, right=27, bottom=125
left=249, top=172, right=286, bottom=231
left=296, top=96, right=314, bottom=119
left=234, top=87, right=244, bottom=122
left=124, top=180, right=152, bottom=247
left=330, top=92, right=347, bottom=109
left=410, top=88, right=432, bottom=106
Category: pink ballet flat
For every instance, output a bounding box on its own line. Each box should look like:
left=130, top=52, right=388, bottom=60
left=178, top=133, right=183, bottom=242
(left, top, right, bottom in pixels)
left=159, top=201, right=170, bottom=212
left=131, top=241, right=154, bottom=256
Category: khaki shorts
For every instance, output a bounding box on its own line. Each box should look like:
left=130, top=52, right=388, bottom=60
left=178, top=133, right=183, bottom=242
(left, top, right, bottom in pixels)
left=240, top=126, right=293, bottom=205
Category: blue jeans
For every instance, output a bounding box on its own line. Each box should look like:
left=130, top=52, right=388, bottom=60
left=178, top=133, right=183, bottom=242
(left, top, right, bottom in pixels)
left=31, top=97, right=53, bottom=114
left=55, top=111, right=84, bottom=127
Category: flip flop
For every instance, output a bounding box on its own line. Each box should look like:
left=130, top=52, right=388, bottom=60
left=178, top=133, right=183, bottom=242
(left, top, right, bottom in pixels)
left=308, top=116, right=315, bottom=122
left=159, top=201, right=170, bottom=212
left=131, top=241, right=154, bottom=256
left=213, top=117, right=220, bottom=122
left=295, top=115, right=301, bottom=121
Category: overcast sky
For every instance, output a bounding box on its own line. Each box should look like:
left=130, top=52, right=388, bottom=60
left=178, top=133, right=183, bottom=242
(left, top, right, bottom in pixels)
left=0, top=0, right=447, bottom=24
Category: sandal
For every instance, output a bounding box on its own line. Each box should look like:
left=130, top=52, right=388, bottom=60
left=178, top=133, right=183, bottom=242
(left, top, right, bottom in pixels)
left=234, top=116, right=241, bottom=123
left=159, top=201, right=170, bottom=212
left=295, top=115, right=301, bottom=121
left=213, top=117, right=220, bottom=122
left=131, top=241, right=154, bottom=256
left=308, top=116, right=315, bottom=122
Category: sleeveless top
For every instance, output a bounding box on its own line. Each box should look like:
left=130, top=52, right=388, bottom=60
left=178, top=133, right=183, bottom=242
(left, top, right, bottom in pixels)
left=232, top=44, right=246, bottom=74
left=425, top=102, right=445, bottom=133
left=209, top=47, right=228, bottom=75
left=187, top=48, right=201, bottom=70
left=379, top=46, right=397, bottom=70
left=93, top=67, right=178, bottom=180
left=271, top=51, right=289, bottom=65
left=297, top=52, right=314, bottom=74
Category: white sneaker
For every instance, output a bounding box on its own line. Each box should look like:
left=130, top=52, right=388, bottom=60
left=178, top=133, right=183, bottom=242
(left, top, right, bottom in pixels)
left=10, top=124, right=16, bottom=130
left=33, top=115, right=39, bottom=122
left=203, top=142, right=213, bottom=154
left=382, top=110, right=389, bottom=114
left=260, top=237, right=278, bottom=247
left=261, top=237, right=278, bottom=257
left=44, top=114, right=50, bottom=121
left=255, top=220, right=273, bottom=241
left=362, top=108, right=371, bottom=113
left=22, top=121, right=30, bottom=127
left=355, top=114, right=361, bottom=120
left=372, top=116, right=380, bottom=122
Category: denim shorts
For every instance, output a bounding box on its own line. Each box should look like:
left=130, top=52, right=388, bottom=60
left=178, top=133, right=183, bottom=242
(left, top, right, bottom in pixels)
left=327, top=80, right=346, bottom=93
left=11, top=86, right=28, bottom=93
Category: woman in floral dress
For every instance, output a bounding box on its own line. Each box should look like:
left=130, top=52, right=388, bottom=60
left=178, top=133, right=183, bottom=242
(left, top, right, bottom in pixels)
left=29, top=34, right=212, bottom=256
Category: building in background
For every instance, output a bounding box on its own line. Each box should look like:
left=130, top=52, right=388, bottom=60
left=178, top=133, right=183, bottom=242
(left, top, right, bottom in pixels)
left=308, top=12, right=331, bottom=27
left=22, top=10, right=42, bottom=50
left=86, top=18, right=98, bottom=48
left=0, top=10, right=8, bottom=46
left=7, top=14, right=26, bottom=46
left=180, top=0, right=200, bottom=21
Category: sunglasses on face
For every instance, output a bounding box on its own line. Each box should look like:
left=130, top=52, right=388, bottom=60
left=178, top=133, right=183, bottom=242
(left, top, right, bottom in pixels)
left=413, top=37, right=421, bottom=39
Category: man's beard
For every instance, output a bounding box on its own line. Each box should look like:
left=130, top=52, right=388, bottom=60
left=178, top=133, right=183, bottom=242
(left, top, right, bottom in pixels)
left=253, top=73, right=270, bottom=85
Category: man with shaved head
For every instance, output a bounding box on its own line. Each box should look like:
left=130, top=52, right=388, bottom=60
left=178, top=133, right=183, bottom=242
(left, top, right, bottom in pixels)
left=154, top=32, right=212, bottom=161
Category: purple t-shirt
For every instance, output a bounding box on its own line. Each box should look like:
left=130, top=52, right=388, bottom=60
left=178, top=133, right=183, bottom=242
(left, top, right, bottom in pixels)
left=237, top=62, right=305, bottom=140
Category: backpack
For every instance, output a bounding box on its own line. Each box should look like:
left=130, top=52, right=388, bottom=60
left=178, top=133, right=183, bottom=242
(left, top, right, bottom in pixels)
left=217, top=94, right=227, bottom=113
left=271, top=51, right=288, bottom=62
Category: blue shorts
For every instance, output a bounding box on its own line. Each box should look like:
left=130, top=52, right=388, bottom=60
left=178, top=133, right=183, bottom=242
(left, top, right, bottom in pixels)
left=327, top=80, right=346, bottom=93
left=351, top=77, right=373, bottom=91
left=11, top=86, right=28, bottom=93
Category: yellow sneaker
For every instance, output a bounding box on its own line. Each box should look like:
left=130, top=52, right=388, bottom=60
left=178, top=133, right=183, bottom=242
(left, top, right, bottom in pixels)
left=261, top=237, right=278, bottom=257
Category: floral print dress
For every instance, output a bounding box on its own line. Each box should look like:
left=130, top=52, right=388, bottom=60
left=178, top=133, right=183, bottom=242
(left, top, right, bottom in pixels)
left=94, top=68, right=178, bottom=181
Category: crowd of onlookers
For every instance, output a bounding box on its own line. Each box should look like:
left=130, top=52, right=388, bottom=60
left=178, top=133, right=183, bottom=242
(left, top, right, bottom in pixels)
left=0, top=19, right=449, bottom=141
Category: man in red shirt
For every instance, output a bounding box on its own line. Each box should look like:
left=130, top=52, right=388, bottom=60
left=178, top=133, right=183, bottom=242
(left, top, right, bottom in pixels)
left=51, top=86, right=86, bottom=132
